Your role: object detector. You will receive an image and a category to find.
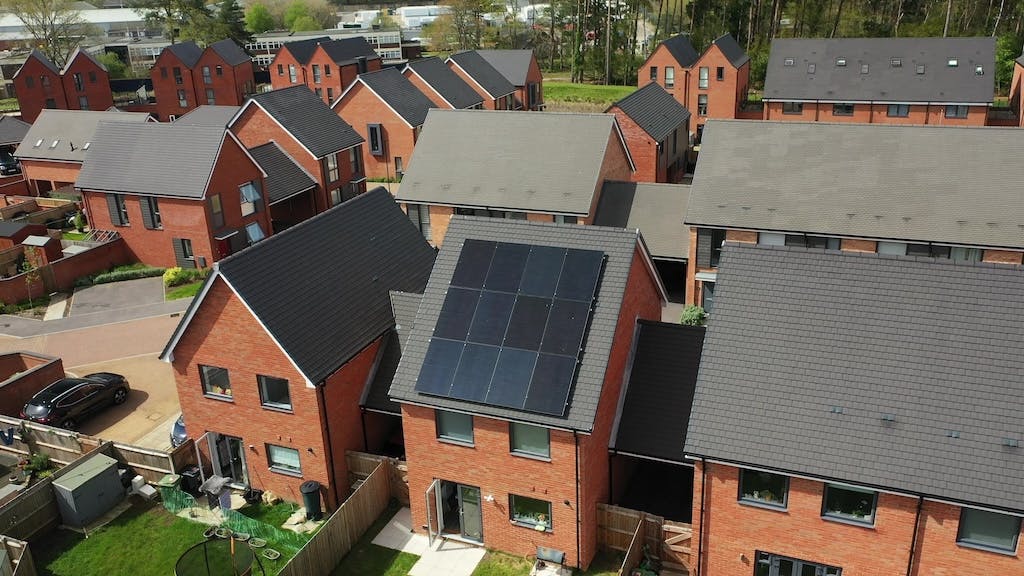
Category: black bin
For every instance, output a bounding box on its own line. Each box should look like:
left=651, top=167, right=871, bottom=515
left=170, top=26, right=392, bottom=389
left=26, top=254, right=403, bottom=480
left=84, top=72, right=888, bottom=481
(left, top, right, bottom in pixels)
left=180, top=466, right=202, bottom=494
left=300, top=480, right=322, bottom=521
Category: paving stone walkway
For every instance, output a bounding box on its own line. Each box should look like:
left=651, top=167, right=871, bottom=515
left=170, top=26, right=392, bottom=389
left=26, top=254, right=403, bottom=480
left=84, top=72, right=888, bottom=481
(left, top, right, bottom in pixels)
left=371, top=507, right=485, bottom=576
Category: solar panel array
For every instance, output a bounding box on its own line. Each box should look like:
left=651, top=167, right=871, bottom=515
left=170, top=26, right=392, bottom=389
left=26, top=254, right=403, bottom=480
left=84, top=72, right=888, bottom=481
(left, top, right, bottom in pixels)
left=414, top=239, right=605, bottom=416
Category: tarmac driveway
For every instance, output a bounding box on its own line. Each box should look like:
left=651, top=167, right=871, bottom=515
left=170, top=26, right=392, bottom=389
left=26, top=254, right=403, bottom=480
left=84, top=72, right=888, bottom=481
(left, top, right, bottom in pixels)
left=69, top=277, right=165, bottom=316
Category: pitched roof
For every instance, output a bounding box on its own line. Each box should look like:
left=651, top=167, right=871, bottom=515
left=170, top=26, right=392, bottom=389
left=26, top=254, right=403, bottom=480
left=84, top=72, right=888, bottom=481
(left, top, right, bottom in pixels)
left=16, top=49, right=59, bottom=76
left=0, top=221, right=30, bottom=238
left=390, top=290, right=422, bottom=347
left=319, top=37, right=381, bottom=66
left=390, top=217, right=654, bottom=431
left=405, top=57, right=483, bottom=109
left=163, top=40, right=203, bottom=68
left=612, top=321, right=704, bottom=462
left=352, top=68, right=437, bottom=127
left=475, top=49, right=535, bottom=85
left=685, top=243, right=1024, bottom=513
left=279, top=37, right=331, bottom=65
left=711, top=34, right=749, bottom=68
left=688, top=120, right=1024, bottom=249
left=243, top=85, right=364, bottom=158
left=0, top=115, right=30, bottom=146
left=163, top=188, right=437, bottom=385
left=397, top=109, right=629, bottom=215
left=448, top=51, right=515, bottom=98
left=1017, top=49, right=1024, bottom=67
left=763, top=37, right=995, bottom=103
left=658, top=35, right=699, bottom=68
left=16, top=110, right=152, bottom=163
left=248, top=142, right=316, bottom=204
left=60, top=46, right=107, bottom=74
left=361, top=291, right=424, bottom=415
left=594, top=181, right=690, bottom=260
left=175, top=105, right=241, bottom=127
left=608, top=82, right=690, bottom=142
left=76, top=122, right=230, bottom=198
left=208, top=39, right=251, bottom=66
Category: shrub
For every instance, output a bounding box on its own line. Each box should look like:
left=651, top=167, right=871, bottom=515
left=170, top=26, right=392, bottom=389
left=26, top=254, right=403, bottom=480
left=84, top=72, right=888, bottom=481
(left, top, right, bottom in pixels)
left=163, top=267, right=209, bottom=287
left=73, top=211, right=86, bottom=232
left=24, top=453, right=52, bottom=474
left=92, top=266, right=165, bottom=285
left=680, top=305, right=707, bottom=326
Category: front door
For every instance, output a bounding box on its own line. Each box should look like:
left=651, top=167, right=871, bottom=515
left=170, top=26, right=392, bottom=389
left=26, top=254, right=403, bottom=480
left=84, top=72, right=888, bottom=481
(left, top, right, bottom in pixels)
left=457, top=484, right=483, bottom=542
left=211, top=434, right=248, bottom=485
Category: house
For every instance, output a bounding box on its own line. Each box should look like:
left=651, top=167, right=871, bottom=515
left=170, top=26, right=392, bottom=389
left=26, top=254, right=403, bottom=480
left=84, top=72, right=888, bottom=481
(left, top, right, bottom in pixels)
left=686, top=243, right=1024, bottom=575
left=269, top=36, right=382, bottom=104
left=476, top=50, right=544, bottom=110
left=173, top=104, right=241, bottom=127
left=762, top=37, right=994, bottom=126
left=332, top=68, right=435, bottom=180
left=402, top=57, right=484, bottom=109
left=230, top=85, right=366, bottom=228
left=389, top=217, right=667, bottom=568
left=160, top=188, right=436, bottom=509
left=59, top=47, right=113, bottom=114
left=15, top=109, right=152, bottom=196
left=12, top=48, right=114, bottom=123
left=190, top=39, right=256, bottom=109
left=594, top=181, right=689, bottom=301
left=605, top=83, right=691, bottom=182
left=1009, top=50, right=1024, bottom=125
left=446, top=51, right=516, bottom=110
left=150, top=41, right=204, bottom=121
left=638, top=34, right=750, bottom=138
left=683, top=120, right=1024, bottom=310
left=0, top=115, right=29, bottom=156
left=396, top=109, right=634, bottom=246
left=76, top=121, right=268, bottom=268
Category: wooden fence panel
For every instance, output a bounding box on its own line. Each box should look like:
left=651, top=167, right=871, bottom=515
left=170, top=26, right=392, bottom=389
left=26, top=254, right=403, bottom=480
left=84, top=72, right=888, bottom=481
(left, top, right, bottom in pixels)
left=279, top=461, right=391, bottom=576
left=618, top=514, right=646, bottom=576
left=0, top=481, right=59, bottom=542
left=346, top=451, right=409, bottom=506
left=3, top=536, right=35, bottom=576
left=597, top=503, right=693, bottom=574
left=109, top=444, right=175, bottom=484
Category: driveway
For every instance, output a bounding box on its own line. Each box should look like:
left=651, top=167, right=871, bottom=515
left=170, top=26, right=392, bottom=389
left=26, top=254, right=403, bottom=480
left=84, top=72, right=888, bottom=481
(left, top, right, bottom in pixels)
left=69, top=277, right=165, bottom=316
left=0, top=314, right=182, bottom=366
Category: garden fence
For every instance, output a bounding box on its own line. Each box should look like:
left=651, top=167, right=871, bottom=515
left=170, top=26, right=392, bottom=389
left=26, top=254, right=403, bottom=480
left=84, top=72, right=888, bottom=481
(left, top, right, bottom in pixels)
left=597, top=503, right=692, bottom=574
left=346, top=450, right=409, bottom=505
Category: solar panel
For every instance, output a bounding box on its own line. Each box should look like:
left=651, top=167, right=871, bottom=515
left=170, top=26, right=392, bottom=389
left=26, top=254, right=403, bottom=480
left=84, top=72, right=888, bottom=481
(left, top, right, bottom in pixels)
left=415, top=240, right=605, bottom=418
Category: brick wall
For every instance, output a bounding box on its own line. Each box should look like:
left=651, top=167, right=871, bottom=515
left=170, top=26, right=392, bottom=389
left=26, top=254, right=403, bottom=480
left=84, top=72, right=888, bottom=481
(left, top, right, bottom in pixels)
left=61, top=54, right=113, bottom=113
left=0, top=352, right=63, bottom=417
left=724, top=229, right=757, bottom=243
left=765, top=101, right=988, bottom=126
left=841, top=238, right=877, bottom=253
left=524, top=56, right=544, bottom=110
left=192, top=52, right=253, bottom=108
left=638, top=45, right=688, bottom=108
left=269, top=49, right=304, bottom=91
left=404, top=70, right=451, bottom=108
left=152, top=52, right=197, bottom=121
left=608, top=108, right=660, bottom=183
left=334, top=82, right=416, bottom=180
left=982, top=250, right=1023, bottom=265
left=688, top=45, right=743, bottom=130
left=21, top=160, right=81, bottom=196
left=448, top=63, right=499, bottom=109
left=13, top=58, right=66, bottom=123
left=912, top=500, right=1024, bottom=575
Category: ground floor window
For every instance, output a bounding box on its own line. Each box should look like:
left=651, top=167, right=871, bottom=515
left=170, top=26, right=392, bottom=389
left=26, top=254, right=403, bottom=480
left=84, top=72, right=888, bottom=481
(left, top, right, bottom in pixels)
left=957, top=508, right=1021, bottom=553
left=755, top=551, right=841, bottom=576
left=510, top=494, right=552, bottom=531
left=266, top=444, right=301, bottom=475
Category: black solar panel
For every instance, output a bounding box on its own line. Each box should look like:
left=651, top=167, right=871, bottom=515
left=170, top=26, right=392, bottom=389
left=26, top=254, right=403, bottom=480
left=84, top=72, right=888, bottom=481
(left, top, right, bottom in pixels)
left=415, top=240, right=605, bottom=417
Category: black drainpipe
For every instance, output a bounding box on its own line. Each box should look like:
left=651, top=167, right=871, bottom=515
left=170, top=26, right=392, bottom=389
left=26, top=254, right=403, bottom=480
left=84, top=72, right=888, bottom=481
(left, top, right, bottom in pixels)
left=905, top=495, right=924, bottom=576
left=360, top=408, right=369, bottom=452
left=575, top=432, right=582, bottom=569
left=316, top=382, right=340, bottom=508
left=697, top=457, right=707, bottom=576
left=607, top=449, right=614, bottom=503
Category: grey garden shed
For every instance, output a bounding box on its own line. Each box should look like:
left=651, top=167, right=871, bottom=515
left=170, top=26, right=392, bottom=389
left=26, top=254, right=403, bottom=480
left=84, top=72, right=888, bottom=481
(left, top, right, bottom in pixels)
left=52, top=453, right=124, bottom=528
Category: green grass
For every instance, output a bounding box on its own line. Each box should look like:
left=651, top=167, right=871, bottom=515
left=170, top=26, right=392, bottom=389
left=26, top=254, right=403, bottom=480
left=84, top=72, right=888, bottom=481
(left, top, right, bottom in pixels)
left=544, top=81, right=636, bottom=105
left=165, top=280, right=204, bottom=300
left=62, top=230, right=88, bottom=241
left=471, top=549, right=624, bottom=576
left=240, top=501, right=300, bottom=529
left=331, top=500, right=419, bottom=576
left=0, top=98, right=18, bottom=112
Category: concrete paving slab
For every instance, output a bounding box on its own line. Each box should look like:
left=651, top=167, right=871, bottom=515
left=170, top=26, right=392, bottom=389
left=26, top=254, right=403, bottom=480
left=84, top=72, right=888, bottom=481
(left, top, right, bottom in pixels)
left=408, top=538, right=485, bottom=576
left=372, top=506, right=430, bottom=555
left=70, top=277, right=165, bottom=316
left=42, top=293, right=68, bottom=321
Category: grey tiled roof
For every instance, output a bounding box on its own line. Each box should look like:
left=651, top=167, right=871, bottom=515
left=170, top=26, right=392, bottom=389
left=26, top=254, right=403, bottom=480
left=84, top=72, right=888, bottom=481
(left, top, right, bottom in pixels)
left=61, top=46, right=106, bottom=74
left=389, top=217, right=645, bottom=432
left=405, top=57, right=483, bottom=109
left=213, top=188, right=437, bottom=385
left=208, top=39, right=251, bottom=66
left=476, top=49, right=535, bottom=85
left=613, top=321, right=704, bottom=462
left=658, top=35, right=699, bottom=68
left=279, top=37, right=330, bottom=65
left=764, top=37, right=994, bottom=103
left=397, top=109, right=622, bottom=215
left=356, top=68, right=436, bottom=127
left=594, top=181, right=689, bottom=261
left=16, top=110, right=152, bottom=163
left=390, top=290, right=423, bottom=346
left=321, top=37, right=381, bottom=65
left=175, top=105, right=241, bottom=127
left=712, top=34, right=749, bottom=68
left=0, top=221, right=30, bottom=238
left=77, top=122, right=226, bottom=198
left=248, top=142, right=316, bottom=204
left=245, top=85, right=364, bottom=158
left=685, top=243, right=1024, bottom=512
left=164, top=41, right=203, bottom=68
left=688, top=120, right=1024, bottom=249
left=609, top=82, right=690, bottom=142
left=361, top=291, right=424, bottom=415
left=0, top=116, right=30, bottom=146
left=18, top=49, right=59, bottom=75
left=448, top=51, right=515, bottom=98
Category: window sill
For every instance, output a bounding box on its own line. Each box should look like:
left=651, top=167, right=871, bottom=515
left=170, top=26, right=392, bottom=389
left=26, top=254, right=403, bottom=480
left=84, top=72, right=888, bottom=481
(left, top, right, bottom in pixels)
left=437, top=437, right=474, bottom=448
left=510, top=451, right=551, bottom=463
left=511, top=520, right=552, bottom=533
left=261, top=404, right=293, bottom=414
left=203, top=393, right=234, bottom=403
left=268, top=466, right=303, bottom=478
left=956, top=541, right=1019, bottom=556
left=737, top=499, right=788, bottom=513
left=821, top=514, right=875, bottom=529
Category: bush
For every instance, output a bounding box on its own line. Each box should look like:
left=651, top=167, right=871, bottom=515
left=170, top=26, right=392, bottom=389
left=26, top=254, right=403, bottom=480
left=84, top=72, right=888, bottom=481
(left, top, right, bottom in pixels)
left=92, top=266, right=165, bottom=285
left=163, top=267, right=209, bottom=288
left=680, top=305, right=707, bottom=326
left=73, top=211, right=86, bottom=232
left=24, top=453, right=52, bottom=474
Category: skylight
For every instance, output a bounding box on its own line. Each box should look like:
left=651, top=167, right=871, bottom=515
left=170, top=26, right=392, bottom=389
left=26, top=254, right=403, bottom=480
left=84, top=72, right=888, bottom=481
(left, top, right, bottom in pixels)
left=890, top=58, right=902, bottom=67
left=784, top=58, right=794, bottom=67
left=49, top=139, right=59, bottom=149
left=33, top=139, right=42, bottom=148
left=975, top=65, right=984, bottom=75
left=83, top=142, right=90, bottom=150
left=861, top=64, right=869, bottom=74
left=835, top=58, right=846, bottom=67
left=916, top=64, right=926, bottom=74
left=947, top=58, right=958, bottom=67
left=807, top=63, right=816, bottom=74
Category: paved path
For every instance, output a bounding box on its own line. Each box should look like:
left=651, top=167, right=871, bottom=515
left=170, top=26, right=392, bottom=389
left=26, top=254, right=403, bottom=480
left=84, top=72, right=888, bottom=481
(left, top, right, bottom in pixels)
left=0, top=298, right=190, bottom=339
left=372, top=507, right=485, bottom=576
left=69, top=277, right=166, bottom=316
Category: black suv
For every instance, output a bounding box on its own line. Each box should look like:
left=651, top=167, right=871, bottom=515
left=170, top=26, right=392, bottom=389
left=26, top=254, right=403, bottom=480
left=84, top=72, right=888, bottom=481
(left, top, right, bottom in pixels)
left=0, top=151, right=21, bottom=176
left=21, top=373, right=130, bottom=429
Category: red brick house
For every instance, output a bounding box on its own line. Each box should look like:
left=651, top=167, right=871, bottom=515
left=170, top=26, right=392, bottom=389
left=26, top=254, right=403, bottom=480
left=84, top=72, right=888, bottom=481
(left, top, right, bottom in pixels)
left=12, top=48, right=115, bottom=123
left=191, top=39, right=256, bottom=109
left=638, top=34, right=750, bottom=139
left=446, top=51, right=516, bottom=110
left=269, top=37, right=381, bottom=104
left=76, top=121, right=269, bottom=268
left=15, top=109, right=153, bottom=196
left=332, top=68, right=435, bottom=180
left=685, top=243, right=1024, bottom=576
left=59, top=47, right=113, bottom=114
left=389, top=217, right=666, bottom=569
left=151, top=41, right=204, bottom=121
left=396, top=109, right=633, bottom=246
left=477, top=50, right=545, bottom=111
left=1007, top=50, right=1024, bottom=124
left=230, top=85, right=366, bottom=228
left=606, top=83, right=691, bottom=183
left=402, top=57, right=484, bottom=109
left=160, top=188, right=436, bottom=509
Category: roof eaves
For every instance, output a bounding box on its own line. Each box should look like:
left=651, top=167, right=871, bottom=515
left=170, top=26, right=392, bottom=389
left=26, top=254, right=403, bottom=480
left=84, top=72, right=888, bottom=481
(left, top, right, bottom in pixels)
left=403, top=65, right=456, bottom=109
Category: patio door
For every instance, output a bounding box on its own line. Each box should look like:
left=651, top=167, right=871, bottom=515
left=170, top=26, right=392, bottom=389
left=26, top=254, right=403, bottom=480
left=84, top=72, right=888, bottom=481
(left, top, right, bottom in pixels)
left=425, top=479, right=441, bottom=546
left=458, top=485, right=483, bottom=542
left=210, top=433, right=248, bottom=486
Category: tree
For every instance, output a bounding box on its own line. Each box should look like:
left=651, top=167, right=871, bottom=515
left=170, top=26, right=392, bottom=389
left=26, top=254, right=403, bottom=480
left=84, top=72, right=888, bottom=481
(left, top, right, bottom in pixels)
left=215, top=0, right=252, bottom=44
left=19, top=255, right=40, bottom=310
left=283, top=0, right=309, bottom=29
left=1, top=0, right=88, bottom=67
left=96, top=52, right=129, bottom=79
left=130, top=0, right=211, bottom=44
left=290, top=14, right=319, bottom=31
left=245, top=2, right=276, bottom=33
left=443, top=0, right=496, bottom=50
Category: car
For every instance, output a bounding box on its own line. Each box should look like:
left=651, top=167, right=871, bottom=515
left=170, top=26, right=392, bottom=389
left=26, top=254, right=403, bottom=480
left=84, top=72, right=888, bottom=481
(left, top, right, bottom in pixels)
left=0, top=151, right=21, bottom=176
left=20, top=373, right=130, bottom=429
left=170, top=415, right=187, bottom=447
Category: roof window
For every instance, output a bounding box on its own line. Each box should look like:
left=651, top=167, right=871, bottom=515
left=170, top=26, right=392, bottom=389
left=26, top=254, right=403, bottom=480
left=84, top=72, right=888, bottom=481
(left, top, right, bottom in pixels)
left=784, top=58, right=794, bottom=67
left=947, top=58, right=958, bottom=67
left=83, top=142, right=90, bottom=150
left=890, top=58, right=901, bottom=67
left=916, top=64, right=925, bottom=74
left=49, top=139, right=59, bottom=149
left=861, top=64, right=869, bottom=74
left=33, top=139, right=42, bottom=148
left=975, top=65, right=984, bottom=75
left=808, top=63, right=816, bottom=74
left=835, top=58, right=846, bottom=67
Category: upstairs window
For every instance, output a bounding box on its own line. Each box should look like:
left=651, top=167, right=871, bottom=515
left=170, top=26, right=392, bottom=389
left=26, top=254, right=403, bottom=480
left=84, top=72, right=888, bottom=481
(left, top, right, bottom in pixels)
left=258, top=376, right=291, bottom=410
left=697, top=94, right=708, bottom=116
left=216, top=65, right=223, bottom=76
left=173, top=67, right=183, bottom=85
left=206, top=88, right=215, bottom=105
left=822, top=484, right=877, bottom=525
left=665, top=66, right=675, bottom=88
left=41, top=75, right=50, bottom=88
left=436, top=410, right=473, bottom=444
left=324, top=152, right=340, bottom=182
left=239, top=181, right=262, bottom=216
left=200, top=365, right=231, bottom=398
left=349, top=146, right=362, bottom=176
left=709, top=228, right=726, bottom=266
left=277, top=64, right=284, bottom=76
left=945, top=105, right=969, bottom=119
left=367, top=124, right=384, bottom=155
left=202, top=66, right=212, bottom=84
left=782, top=102, right=803, bottom=115
left=177, top=89, right=187, bottom=108
left=649, top=66, right=657, bottom=80
left=957, top=508, right=1021, bottom=553
left=73, top=72, right=84, bottom=92
left=887, top=104, right=910, bottom=117
left=833, top=103, right=855, bottom=116
left=288, top=64, right=297, bottom=83
left=739, top=469, right=789, bottom=509
left=510, top=423, right=550, bottom=459
left=245, top=222, right=265, bottom=245
left=324, top=64, right=331, bottom=76
left=312, top=64, right=321, bottom=83
left=716, top=66, right=724, bottom=80
left=698, top=66, right=709, bottom=89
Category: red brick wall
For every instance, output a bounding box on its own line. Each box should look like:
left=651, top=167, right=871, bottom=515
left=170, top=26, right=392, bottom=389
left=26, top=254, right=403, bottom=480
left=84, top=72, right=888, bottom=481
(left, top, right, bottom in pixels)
left=638, top=44, right=687, bottom=107
left=524, top=56, right=544, bottom=110
left=334, top=82, right=416, bottom=180
left=589, top=127, right=634, bottom=216
left=0, top=353, right=64, bottom=417
left=60, top=54, right=113, bottom=113
left=688, top=45, right=743, bottom=129
left=49, top=238, right=131, bottom=289
left=982, top=250, right=1023, bottom=265
left=764, top=101, right=988, bottom=126
left=21, top=160, right=81, bottom=195
left=14, top=58, right=66, bottom=123
left=192, top=51, right=254, bottom=107
left=152, top=52, right=197, bottom=121
left=269, top=48, right=304, bottom=91
left=608, top=107, right=687, bottom=183
left=270, top=46, right=379, bottom=100
left=912, top=500, right=1024, bottom=575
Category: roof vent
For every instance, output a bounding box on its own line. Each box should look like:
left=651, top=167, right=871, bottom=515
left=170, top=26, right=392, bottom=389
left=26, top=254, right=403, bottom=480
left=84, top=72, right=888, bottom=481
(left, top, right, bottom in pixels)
left=890, top=58, right=902, bottom=67
left=881, top=413, right=896, bottom=423
left=1003, top=438, right=1019, bottom=448
left=33, top=139, right=42, bottom=148
left=807, top=63, right=816, bottom=74
left=860, top=64, right=869, bottom=74
left=946, top=430, right=960, bottom=439
left=784, top=58, right=794, bottom=67
left=83, top=142, right=90, bottom=150
left=835, top=58, right=847, bottom=67
left=947, top=58, right=958, bottom=67
left=916, top=64, right=925, bottom=75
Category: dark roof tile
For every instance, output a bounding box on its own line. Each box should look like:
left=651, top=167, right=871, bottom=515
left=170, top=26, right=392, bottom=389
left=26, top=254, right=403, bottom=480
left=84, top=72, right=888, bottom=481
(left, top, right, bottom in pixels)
left=659, top=35, right=699, bottom=68
left=448, top=51, right=515, bottom=98
left=609, top=82, right=690, bottom=142
left=356, top=68, right=436, bottom=126
left=405, top=57, right=483, bottom=109
left=245, top=85, right=363, bottom=157
left=248, top=142, right=316, bottom=204
left=164, top=41, right=203, bottom=68
left=208, top=39, right=251, bottom=66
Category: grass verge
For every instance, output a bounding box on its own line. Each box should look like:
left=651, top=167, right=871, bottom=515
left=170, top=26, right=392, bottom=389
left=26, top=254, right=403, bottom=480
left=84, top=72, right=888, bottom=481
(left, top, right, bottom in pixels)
left=62, top=230, right=88, bottom=241
left=544, top=81, right=636, bottom=106
left=331, top=500, right=419, bottom=575
left=165, top=280, right=204, bottom=300
left=239, top=501, right=300, bottom=529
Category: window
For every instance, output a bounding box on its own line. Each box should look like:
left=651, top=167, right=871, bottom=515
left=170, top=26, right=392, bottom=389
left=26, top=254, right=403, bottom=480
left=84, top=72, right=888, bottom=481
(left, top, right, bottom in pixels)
left=258, top=375, right=291, bottom=410
left=395, top=156, right=403, bottom=176
left=664, top=66, right=674, bottom=88
left=407, top=204, right=431, bottom=240
left=698, top=66, right=709, bottom=89
left=200, top=365, right=231, bottom=398
left=277, top=64, right=284, bottom=76
left=330, top=187, right=343, bottom=206
left=860, top=63, right=869, bottom=74
left=109, top=194, right=129, bottom=226
left=716, top=66, right=724, bottom=81
left=785, top=235, right=840, bottom=250
left=245, top=222, right=265, bottom=244
left=314, top=87, right=322, bottom=97
left=950, top=246, right=982, bottom=262
left=975, top=65, right=984, bottom=75
left=173, top=67, right=182, bottom=85
left=325, top=152, right=340, bottom=182
left=327, top=87, right=334, bottom=101
left=349, top=146, right=362, bottom=176
left=73, top=72, right=83, bottom=91
left=206, top=88, right=215, bottom=105
left=822, top=484, right=877, bottom=524
left=78, top=96, right=89, bottom=110
left=177, top=238, right=194, bottom=263
left=697, top=94, right=708, bottom=116
left=739, top=469, right=789, bottom=508
left=142, top=196, right=161, bottom=229
left=916, top=64, right=926, bottom=74
left=907, top=243, right=951, bottom=259
left=755, top=552, right=842, bottom=576
left=510, top=495, right=551, bottom=531
left=887, top=104, right=910, bottom=117
left=783, top=58, right=794, bottom=67
left=553, top=215, right=578, bottom=224
left=709, top=228, right=726, bottom=266
left=25, top=76, right=33, bottom=88
left=436, top=410, right=473, bottom=444
left=324, top=64, right=331, bottom=76
left=161, top=66, right=168, bottom=78
left=202, top=66, right=212, bottom=84
left=701, top=281, right=715, bottom=314
left=210, top=194, right=224, bottom=228
left=945, top=105, right=969, bottom=118
left=835, top=58, right=847, bottom=67
left=947, top=58, right=958, bottom=67
left=266, top=444, right=301, bottom=475
left=782, top=101, right=803, bottom=115
left=877, top=241, right=907, bottom=255
left=649, top=66, right=657, bottom=81
left=41, top=75, right=50, bottom=88
left=239, top=181, right=262, bottom=216
left=807, top=63, right=816, bottom=74
left=312, top=64, right=321, bottom=83
left=367, top=124, right=384, bottom=155
left=833, top=103, right=855, bottom=116
left=177, top=89, right=187, bottom=108
left=288, top=64, right=297, bottom=83
left=890, top=57, right=902, bottom=67
left=957, top=508, right=1021, bottom=553
left=510, top=423, right=550, bottom=458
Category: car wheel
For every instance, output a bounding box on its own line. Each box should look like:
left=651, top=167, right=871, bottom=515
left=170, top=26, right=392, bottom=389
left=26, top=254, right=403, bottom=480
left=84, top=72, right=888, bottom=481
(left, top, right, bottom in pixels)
left=61, top=418, right=76, bottom=430
left=113, top=387, right=128, bottom=405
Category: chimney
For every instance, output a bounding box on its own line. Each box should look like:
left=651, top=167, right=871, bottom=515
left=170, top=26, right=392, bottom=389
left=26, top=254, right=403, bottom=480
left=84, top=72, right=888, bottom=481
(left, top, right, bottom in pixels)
left=356, top=56, right=367, bottom=74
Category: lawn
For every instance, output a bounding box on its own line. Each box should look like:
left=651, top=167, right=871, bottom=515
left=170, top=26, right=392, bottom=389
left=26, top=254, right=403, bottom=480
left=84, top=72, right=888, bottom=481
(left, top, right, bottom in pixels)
left=331, top=500, right=420, bottom=575
left=239, top=500, right=300, bottom=528
left=62, top=230, right=88, bottom=241
left=544, top=81, right=636, bottom=105
left=165, top=280, right=204, bottom=300
left=471, top=549, right=624, bottom=576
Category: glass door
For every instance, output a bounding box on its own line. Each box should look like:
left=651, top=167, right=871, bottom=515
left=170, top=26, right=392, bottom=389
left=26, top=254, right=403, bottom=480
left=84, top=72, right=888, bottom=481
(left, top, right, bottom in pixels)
left=755, top=552, right=841, bottom=576
left=457, top=485, right=483, bottom=542
left=425, top=479, right=441, bottom=546
left=212, top=434, right=248, bottom=485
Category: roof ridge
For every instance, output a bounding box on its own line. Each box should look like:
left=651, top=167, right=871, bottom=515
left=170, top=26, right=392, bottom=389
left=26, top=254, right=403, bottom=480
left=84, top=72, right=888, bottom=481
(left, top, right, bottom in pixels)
left=726, top=241, right=1024, bottom=271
